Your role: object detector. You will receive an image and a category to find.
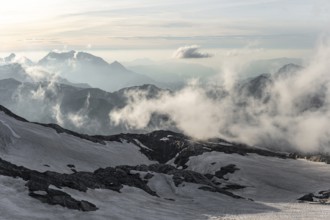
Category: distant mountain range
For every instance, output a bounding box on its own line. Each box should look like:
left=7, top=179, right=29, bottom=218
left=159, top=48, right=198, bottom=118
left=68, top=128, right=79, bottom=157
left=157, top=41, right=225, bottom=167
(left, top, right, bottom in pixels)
left=0, top=51, right=222, bottom=91
left=37, top=50, right=160, bottom=91
left=0, top=51, right=304, bottom=92
left=0, top=78, right=174, bottom=135
left=1, top=51, right=160, bottom=91
left=0, top=60, right=311, bottom=138
left=126, top=61, right=218, bottom=89
left=0, top=51, right=310, bottom=139
left=0, top=53, right=34, bottom=66
left=242, top=57, right=303, bottom=77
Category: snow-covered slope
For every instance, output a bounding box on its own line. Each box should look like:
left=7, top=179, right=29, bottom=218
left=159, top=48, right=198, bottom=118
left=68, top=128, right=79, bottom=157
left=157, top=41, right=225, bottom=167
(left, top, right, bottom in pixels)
left=0, top=105, right=330, bottom=219
left=0, top=110, right=154, bottom=173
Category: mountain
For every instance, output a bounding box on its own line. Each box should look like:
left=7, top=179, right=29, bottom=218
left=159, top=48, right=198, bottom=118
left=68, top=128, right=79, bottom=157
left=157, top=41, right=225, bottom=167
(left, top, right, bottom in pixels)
left=0, top=63, right=31, bottom=82
left=0, top=63, right=321, bottom=137
left=4, top=53, right=16, bottom=63
left=237, top=73, right=273, bottom=101
left=0, top=53, right=34, bottom=66
left=39, top=50, right=109, bottom=67
left=242, top=57, right=303, bottom=78
left=273, top=63, right=303, bottom=79
left=0, top=53, right=91, bottom=89
left=0, top=105, right=330, bottom=219
left=235, top=63, right=326, bottom=112
left=127, top=61, right=218, bottom=90
left=0, top=79, right=172, bottom=135
left=0, top=63, right=91, bottom=89
left=38, top=50, right=158, bottom=91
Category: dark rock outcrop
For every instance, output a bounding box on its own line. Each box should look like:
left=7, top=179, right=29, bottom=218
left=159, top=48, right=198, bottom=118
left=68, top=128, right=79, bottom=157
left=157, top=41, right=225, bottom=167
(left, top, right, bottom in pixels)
left=0, top=105, right=28, bottom=122
left=289, top=153, right=330, bottom=164
left=298, top=193, right=314, bottom=202
left=29, top=189, right=98, bottom=211
left=215, top=164, right=239, bottom=179
left=0, top=156, right=247, bottom=211
left=298, top=190, right=330, bottom=204
left=117, top=164, right=243, bottom=199
left=0, top=157, right=157, bottom=211
left=95, top=130, right=289, bottom=167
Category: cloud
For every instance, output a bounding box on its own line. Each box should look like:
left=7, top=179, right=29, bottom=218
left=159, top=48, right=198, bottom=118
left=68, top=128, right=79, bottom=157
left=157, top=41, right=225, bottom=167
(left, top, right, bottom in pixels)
left=12, top=80, right=102, bottom=134
left=110, top=36, right=330, bottom=154
left=172, top=45, right=213, bottom=59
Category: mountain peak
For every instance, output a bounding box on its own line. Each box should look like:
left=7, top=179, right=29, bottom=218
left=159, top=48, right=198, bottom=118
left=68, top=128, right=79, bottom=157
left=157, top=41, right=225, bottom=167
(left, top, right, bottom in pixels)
left=48, top=50, right=76, bottom=57
left=76, top=52, right=109, bottom=66
left=4, top=53, right=16, bottom=63
left=38, top=50, right=112, bottom=67
left=110, top=60, right=127, bottom=71
left=274, top=63, right=303, bottom=78
left=276, top=63, right=302, bottom=74
left=38, top=50, right=76, bottom=65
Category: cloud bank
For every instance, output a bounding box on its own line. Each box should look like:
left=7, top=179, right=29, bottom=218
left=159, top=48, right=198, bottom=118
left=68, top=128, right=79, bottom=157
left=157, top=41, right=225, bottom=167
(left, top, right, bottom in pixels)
left=172, top=45, right=213, bottom=59
left=110, top=37, right=330, bottom=154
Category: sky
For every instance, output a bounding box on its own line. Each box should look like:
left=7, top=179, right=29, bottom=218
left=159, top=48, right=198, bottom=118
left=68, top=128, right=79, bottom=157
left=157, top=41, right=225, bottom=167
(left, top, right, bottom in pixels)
left=0, top=0, right=329, bottom=63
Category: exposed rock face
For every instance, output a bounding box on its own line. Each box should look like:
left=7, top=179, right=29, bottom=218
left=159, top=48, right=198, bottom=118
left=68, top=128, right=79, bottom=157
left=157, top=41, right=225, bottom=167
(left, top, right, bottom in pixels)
left=237, top=73, right=273, bottom=101
left=0, top=155, right=248, bottom=211
left=298, top=190, right=330, bottom=204
left=0, top=157, right=157, bottom=211
left=29, top=189, right=98, bottom=211
left=289, top=153, right=330, bottom=164
left=95, top=131, right=289, bottom=168
left=0, top=105, right=28, bottom=122
left=117, top=164, right=243, bottom=199
left=298, top=193, right=314, bottom=202
left=214, top=164, right=239, bottom=179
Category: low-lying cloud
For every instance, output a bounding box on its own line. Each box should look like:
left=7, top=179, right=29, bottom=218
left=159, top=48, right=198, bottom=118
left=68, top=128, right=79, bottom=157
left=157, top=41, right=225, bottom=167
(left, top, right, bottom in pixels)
left=172, top=45, right=213, bottom=59
left=110, top=37, right=330, bottom=154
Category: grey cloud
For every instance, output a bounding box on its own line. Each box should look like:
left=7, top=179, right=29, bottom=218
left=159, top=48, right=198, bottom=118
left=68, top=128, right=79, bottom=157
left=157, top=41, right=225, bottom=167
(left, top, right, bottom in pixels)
left=172, top=45, right=213, bottom=59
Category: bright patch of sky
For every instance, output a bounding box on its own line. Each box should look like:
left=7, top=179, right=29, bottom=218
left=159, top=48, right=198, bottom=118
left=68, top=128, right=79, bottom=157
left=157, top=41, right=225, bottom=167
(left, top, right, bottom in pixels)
left=0, top=0, right=329, bottom=63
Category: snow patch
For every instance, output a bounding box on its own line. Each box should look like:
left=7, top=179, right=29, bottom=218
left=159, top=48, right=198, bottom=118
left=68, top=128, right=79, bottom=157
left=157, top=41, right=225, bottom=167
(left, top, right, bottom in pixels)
left=160, top=137, right=169, bottom=141
left=134, top=139, right=153, bottom=151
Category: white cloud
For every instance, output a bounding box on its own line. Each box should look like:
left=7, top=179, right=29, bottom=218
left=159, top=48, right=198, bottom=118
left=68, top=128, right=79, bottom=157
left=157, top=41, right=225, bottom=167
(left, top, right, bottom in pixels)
left=110, top=37, right=330, bottom=153
left=172, top=45, right=213, bottom=59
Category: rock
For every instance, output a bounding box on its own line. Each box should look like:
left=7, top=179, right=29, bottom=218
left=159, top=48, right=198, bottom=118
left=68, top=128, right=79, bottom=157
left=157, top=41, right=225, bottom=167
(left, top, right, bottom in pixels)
left=215, top=164, right=239, bottom=179
left=148, top=164, right=176, bottom=173
left=298, top=193, right=314, bottom=202
left=0, top=155, right=246, bottom=211
left=94, top=167, right=158, bottom=196
left=80, top=200, right=99, bottom=211
left=198, top=186, right=243, bottom=199
left=204, top=174, right=214, bottom=180
left=109, top=163, right=244, bottom=199
left=144, top=173, right=154, bottom=180
left=67, top=164, right=75, bottom=168
left=223, top=184, right=246, bottom=190
left=26, top=177, right=49, bottom=191
left=29, top=189, right=98, bottom=211
left=290, top=153, right=330, bottom=164
left=319, top=190, right=330, bottom=198
left=170, top=170, right=212, bottom=187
